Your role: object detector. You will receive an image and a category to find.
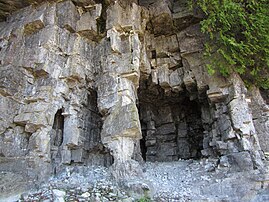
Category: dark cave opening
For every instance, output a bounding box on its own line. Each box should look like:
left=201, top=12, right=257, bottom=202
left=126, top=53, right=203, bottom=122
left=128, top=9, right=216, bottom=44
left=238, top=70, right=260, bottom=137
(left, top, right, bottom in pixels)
left=138, top=82, right=205, bottom=162
left=52, top=109, right=64, bottom=147
left=50, top=108, right=65, bottom=171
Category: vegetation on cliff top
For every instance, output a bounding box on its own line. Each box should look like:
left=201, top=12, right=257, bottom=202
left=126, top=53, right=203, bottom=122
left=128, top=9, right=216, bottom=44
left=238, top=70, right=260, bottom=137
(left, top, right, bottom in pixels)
left=194, top=0, right=269, bottom=89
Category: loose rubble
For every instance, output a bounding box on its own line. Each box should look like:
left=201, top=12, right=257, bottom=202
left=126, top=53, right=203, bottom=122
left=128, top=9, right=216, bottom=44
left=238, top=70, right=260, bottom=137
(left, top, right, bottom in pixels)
left=10, top=160, right=269, bottom=202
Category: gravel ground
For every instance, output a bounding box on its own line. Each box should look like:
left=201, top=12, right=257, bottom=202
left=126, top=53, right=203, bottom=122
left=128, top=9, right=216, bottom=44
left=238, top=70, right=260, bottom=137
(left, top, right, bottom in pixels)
left=1, top=159, right=269, bottom=202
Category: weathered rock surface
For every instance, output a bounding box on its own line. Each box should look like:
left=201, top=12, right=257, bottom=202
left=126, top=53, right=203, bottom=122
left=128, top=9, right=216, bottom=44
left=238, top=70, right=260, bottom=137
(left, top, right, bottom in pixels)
left=0, top=0, right=268, bottom=201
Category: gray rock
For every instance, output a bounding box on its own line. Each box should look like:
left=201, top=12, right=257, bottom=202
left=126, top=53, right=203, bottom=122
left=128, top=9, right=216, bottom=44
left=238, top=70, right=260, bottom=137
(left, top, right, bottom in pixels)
left=56, top=0, right=79, bottom=32
left=0, top=1, right=267, bottom=201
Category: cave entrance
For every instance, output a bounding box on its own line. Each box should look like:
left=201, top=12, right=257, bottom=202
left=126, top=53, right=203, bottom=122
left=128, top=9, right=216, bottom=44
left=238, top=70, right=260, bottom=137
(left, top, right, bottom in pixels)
left=51, top=109, right=64, bottom=147
left=50, top=108, right=64, bottom=170
left=138, top=83, right=205, bottom=162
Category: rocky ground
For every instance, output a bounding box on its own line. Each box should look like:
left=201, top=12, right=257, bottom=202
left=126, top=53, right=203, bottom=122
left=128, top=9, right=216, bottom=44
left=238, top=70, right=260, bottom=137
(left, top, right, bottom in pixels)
left=1, top=159, right=269, bottom=202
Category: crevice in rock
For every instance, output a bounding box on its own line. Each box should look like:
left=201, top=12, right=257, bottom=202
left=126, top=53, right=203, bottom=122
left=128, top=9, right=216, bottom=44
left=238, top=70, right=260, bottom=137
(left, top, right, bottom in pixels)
left=138, top=0, right=155, bottom=7
left=52, top=109, right=64, bottom=147
left=260, top=88, right=269, bottom=105
left=50, top=108, right=64, bottom=171
left=96, top=0, right=108, bottom=35
left=82, top=89, right=113, bottom=167
left=151, top=50, right=156, bottom=59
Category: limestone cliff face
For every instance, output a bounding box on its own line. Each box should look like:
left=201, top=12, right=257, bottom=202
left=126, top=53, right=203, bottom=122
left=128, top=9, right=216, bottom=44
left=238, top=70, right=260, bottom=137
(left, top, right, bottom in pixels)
left=0, top=0, right=268, bottom=185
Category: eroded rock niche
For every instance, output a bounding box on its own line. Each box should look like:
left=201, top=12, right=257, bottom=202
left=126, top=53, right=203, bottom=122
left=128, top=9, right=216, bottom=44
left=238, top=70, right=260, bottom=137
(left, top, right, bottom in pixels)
left=139, top=86, right=204, bottom=161
left=50, top=109, right=64, bottom=168
left=139, top=81, right=206, bottom=161
left=50, top=89, right=113, bottom=173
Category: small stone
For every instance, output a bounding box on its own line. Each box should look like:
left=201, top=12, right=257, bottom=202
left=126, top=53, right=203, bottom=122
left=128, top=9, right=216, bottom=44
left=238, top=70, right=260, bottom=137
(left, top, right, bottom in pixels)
left=205, top=163, right=215, bottom=172
left=102, top=196, right=110, bottom=202
left=53, top=189, right=66, bottom=202
left=81, top=192, right=91, bottom=198
left=219, top=156, right=230, bottom=168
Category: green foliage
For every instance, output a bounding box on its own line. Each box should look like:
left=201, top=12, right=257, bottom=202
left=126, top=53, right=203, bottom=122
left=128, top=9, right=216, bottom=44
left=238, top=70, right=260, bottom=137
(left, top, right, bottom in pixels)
left=136, top=196, right=151, bottom=202
left=193, top=0, right=269, bottom=89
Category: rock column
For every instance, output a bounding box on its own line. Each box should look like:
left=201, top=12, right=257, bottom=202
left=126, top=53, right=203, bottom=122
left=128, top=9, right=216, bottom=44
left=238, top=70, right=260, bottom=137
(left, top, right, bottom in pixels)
left=96, top=2, right=144, bottom=179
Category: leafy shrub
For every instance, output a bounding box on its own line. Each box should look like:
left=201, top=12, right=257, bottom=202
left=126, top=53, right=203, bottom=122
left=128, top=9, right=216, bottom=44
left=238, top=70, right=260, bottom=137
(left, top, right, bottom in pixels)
left=136, top=196, right=151, bottom=202
left=193, top=0, right=269, bottom=89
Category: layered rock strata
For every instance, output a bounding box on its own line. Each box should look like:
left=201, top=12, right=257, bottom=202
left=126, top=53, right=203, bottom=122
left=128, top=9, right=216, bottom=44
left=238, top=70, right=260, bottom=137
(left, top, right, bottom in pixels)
left=0, top=0, right=268, bottom=188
